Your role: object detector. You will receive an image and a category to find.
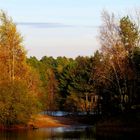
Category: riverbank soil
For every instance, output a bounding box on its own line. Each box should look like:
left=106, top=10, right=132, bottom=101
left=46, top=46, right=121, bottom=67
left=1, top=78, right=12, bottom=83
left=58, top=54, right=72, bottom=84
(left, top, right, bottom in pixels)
left=29, top=114, right=84, bottom=128
left=0, top=114, right=95, bottom=130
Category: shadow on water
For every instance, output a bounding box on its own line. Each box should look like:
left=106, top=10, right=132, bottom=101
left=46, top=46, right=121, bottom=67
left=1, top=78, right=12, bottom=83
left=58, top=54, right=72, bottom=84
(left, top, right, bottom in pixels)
left=0, top=126, right=96, bottom=140
left=0, top=125, right=139, bottom=140
left=96, top=131, right=140, bottom=140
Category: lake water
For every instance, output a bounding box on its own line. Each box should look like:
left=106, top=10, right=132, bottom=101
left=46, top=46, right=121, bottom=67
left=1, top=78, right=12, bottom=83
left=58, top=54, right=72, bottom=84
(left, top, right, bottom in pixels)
left=42, top=111, right=94, bottom=116
left=0, top=125, right=96, bottom=140
left=0, top=111, right=139, bottom=140
left=0, top=125, right=139, bottom=140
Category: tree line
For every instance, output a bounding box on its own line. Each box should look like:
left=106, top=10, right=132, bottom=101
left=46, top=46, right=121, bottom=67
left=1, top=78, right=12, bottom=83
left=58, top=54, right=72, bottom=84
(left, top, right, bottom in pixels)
left=0, top=10, right=140, bottom=127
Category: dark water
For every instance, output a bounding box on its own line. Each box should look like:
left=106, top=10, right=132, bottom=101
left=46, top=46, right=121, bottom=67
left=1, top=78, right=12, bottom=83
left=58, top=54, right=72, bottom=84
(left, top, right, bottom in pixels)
left=0, top=112, right=139, bottom=140
left=0, top=125, right=139, bottom=140
left=0, top=125, right=96, bottom=140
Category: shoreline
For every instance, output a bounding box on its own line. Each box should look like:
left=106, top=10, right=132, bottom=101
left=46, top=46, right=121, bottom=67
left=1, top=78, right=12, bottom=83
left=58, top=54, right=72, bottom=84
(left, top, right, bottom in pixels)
left=0, top=114, right=83, bottom=131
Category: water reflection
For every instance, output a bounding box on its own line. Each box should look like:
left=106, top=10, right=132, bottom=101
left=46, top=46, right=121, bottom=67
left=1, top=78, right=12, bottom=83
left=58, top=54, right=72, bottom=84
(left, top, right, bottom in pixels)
left=0, top=125, right=139, bottom=140
left=42, top=111, right=95, bottom=116
left=0, top=126, right=96, bottom=140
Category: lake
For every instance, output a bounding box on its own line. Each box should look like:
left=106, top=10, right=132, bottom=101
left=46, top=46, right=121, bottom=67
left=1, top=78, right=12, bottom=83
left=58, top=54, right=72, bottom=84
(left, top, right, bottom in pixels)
left=42, top=110, right=95, bottom=116
left=0, top=125, right=139, bottom=140
left=0, top=125, right=95, bottom=140
left=0, top=111, right=139, bottom=140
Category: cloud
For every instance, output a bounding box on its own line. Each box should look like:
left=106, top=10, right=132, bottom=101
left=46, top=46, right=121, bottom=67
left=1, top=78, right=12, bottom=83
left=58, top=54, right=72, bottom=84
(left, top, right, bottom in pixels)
left=16, top=22, right=98, bottom=29
left=16, top=22, right=75, bottom=28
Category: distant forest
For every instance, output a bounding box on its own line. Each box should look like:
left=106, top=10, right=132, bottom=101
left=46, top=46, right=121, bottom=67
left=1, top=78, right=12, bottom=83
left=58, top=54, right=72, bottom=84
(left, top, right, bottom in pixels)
left=0, top=10, right=140, bottom=127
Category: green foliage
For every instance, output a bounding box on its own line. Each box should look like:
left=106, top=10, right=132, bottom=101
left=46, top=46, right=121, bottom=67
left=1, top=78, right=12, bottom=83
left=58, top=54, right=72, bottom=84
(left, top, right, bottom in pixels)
left=0, top=81, right=39, bottom=126
left=120, top=16, right=139, bottom=51
left=65, top=92, right=85, bottom=112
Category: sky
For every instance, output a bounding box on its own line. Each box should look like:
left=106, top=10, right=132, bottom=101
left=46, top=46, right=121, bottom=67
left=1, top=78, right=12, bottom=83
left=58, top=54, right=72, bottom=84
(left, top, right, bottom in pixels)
left=0, top=0, right=140, bottom=59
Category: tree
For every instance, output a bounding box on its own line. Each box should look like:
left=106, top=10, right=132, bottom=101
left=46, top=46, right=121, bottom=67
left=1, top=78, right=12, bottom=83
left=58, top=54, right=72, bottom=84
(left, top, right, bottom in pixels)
left=130, top=47, right=140, bottom=105
left=60, top=56, right=96, bottom=113
left=97, top=11, right=140, bottom=114
left=120, top=16, right=139, bottom=52
left=0, top=11, right=40, bottom=126
left=0, top=81, right=39, bottom=126
left=44, top=68, right=59, bottom=111
left=0, top=11, right=25, bottom=83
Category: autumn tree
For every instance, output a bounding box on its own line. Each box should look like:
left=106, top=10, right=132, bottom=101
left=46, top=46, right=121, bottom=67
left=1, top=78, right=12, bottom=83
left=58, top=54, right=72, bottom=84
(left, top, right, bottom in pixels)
left=0, top=11, right=40, bottom=126
left=44, top=68, right=59, bottom=111
left=96, top=11, right=140, bottom=114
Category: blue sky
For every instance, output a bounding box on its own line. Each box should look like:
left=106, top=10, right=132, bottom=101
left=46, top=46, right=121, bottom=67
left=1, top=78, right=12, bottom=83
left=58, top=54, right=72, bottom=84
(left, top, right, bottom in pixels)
left=0, top=0, right=140, bottom=58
